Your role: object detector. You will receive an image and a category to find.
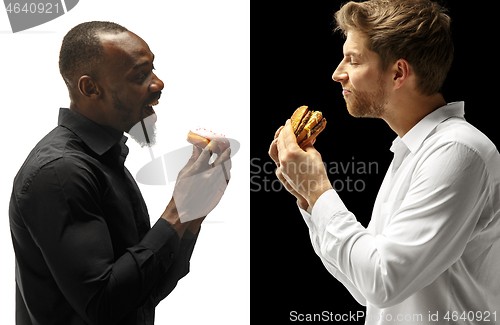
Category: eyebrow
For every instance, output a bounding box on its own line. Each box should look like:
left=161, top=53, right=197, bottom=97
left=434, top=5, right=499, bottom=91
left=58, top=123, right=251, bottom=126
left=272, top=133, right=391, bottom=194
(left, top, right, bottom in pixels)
left=344, top=51, right=361, bottom=58
left=133, top=54, right=155, bottom=69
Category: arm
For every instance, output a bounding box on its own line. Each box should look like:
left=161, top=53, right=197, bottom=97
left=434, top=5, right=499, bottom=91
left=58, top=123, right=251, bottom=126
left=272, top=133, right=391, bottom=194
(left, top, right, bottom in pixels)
left=172, top=140, right=231, bottom=223
left=270, top=122, right=491, bottom=307
left=19, top=158, right=180, bottom=324
left=148, top=199, right=204, bottom=307
left=299, top=206, right=367, bottom=306
left=268, top=123, right=312, bottom=210
left=270, top=121, right=368, bottom=303
left=150, top=225, right=201, bottom=306
left=307, top=143, right=489, bottom=308
left=148, top=141, right=230, bottom=305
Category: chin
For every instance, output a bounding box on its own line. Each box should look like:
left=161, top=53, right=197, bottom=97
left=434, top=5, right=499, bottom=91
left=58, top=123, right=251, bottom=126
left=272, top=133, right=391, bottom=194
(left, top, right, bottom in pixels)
left=346, top=101, right=368, bottom=118
left=345, top=97, right=385, bottom=119
left=347, top=106, right=375, bottom=118
left=127, top=114, right=157, bottom=147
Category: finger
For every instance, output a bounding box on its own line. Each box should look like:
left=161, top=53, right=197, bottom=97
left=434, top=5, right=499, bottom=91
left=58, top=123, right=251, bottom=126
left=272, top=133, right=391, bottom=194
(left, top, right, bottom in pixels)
left=186, top=144, right=202, bottom=165
left=301, top=140, right=316, bottom=151
left=274, top=125, right=284, bottom=140
left=277, top=120, right=292, bottom=166
left=302, top=142, right=322, bottom=160
left=276, top=167, right=296, bottom=194
left=280, top=168, right=293, bottom=187
left=212, top=147, right=231, bottom=183
left=275, top=167, right=287, bottom=186
left=213, top=147, right=231, bottom=167
left=269, top=126, right=284, bottom=165
left=208, top=139, right=221, bottom=155
left=277, top=119, right=299, bottom=155
left=275, top=167, right=287, bottom=185
left=282, top=119, right=299, bottom=148
left=277, top=122, right=286, bottom=154
left=222, top=159, right=231, bottom=183
left=268, top=138, right=280, bottom=165
left=195, top=141, right=213, bottom=166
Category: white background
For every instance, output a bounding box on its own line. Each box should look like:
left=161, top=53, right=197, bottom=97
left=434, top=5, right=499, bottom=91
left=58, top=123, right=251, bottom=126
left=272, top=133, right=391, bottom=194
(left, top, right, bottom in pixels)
left=0, top=1, right=249, bottom=324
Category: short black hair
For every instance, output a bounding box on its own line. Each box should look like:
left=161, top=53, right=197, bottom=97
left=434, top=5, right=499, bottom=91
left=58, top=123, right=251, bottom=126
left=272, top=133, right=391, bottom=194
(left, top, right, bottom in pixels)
left=59, top=21, right=128, bottom=90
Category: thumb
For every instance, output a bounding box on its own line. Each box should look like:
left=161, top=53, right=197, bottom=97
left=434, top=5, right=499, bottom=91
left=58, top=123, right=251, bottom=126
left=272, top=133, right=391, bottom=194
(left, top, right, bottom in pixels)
left=301, top=139, right=316, bottom=151
left=179, top=145, right=202, bottom=178
left=187, top=145, right=202, bottom=165
left=302, top=141, right=321, bottom=158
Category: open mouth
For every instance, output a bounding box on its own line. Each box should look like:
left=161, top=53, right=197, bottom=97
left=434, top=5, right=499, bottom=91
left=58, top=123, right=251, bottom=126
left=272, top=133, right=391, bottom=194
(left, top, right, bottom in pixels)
left=144, top=99, right=159, bottom=120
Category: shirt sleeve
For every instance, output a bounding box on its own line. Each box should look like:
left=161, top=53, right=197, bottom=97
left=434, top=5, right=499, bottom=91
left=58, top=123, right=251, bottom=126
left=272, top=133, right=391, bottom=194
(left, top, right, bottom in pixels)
left=150, top=230, right=200, bottom=306
left=300, top=206, right=367, bottom=306
left=17, top=157, right=187, bottom=324
left=303, top=142, right=490, bottom=308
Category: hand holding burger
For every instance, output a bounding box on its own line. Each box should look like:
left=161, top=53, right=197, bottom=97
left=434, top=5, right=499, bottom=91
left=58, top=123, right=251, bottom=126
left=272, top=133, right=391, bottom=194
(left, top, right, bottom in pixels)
left=269, top=105, right=332, bottom=210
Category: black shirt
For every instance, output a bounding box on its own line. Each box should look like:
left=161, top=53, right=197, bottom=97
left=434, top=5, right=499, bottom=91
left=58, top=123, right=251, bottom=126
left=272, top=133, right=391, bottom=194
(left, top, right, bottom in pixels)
left=9, top=108, right=198, bottom=325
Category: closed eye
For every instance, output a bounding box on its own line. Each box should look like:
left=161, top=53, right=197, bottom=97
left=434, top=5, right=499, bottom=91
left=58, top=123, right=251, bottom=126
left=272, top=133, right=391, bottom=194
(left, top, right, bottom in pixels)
left=136, top=74, right=147, bottom=82
left=136, top=65, right=156, bottom=83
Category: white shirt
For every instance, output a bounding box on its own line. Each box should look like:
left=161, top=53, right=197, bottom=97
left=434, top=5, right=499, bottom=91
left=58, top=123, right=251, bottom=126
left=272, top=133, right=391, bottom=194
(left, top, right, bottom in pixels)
left=300, top=102, right=500, bottom=324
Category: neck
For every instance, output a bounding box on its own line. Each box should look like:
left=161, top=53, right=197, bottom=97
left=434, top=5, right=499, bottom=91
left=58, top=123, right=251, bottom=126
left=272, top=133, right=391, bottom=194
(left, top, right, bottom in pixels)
left=70, top=101, right=113, bottom=130
left=383, top=92, right=446, bottom=138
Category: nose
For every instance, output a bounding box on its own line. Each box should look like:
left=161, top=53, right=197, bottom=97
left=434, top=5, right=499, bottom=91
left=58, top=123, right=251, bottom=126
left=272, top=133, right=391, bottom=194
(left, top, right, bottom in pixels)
left=332, top=62, right=348, bottom=83
left=149, top=73, right=164, bottom=93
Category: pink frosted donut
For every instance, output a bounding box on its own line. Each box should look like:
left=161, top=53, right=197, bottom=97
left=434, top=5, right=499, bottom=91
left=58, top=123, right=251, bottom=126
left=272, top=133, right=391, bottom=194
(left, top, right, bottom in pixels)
left=186, top=127, right=230, bottom=152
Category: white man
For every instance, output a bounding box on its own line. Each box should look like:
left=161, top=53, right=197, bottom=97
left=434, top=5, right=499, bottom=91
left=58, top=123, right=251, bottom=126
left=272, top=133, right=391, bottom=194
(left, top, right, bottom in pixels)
left=269, top=1, right=500, bottom=324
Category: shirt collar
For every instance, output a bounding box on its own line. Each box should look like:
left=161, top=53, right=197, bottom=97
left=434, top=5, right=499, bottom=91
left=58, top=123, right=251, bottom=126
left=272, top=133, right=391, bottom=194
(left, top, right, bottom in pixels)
left=58, top=108, right=125, bottom=156
left=395, top=101, right=465, bottom=154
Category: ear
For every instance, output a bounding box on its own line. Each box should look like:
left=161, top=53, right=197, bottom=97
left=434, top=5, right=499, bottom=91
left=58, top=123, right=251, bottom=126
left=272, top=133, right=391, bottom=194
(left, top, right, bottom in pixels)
left=77, top=75, right=102, bottom=98
left=392, top=59, right=411, bottom=90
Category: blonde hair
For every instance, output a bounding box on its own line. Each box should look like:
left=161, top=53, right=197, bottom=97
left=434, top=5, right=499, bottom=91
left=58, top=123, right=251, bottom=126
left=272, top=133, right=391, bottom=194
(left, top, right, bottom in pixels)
left=334, top=0, right=454, bottom=96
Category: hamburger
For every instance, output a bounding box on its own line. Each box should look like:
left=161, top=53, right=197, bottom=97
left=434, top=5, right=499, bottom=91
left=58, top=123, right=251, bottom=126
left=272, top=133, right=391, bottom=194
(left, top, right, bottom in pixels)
left=291, top=105, right=327, bottom=148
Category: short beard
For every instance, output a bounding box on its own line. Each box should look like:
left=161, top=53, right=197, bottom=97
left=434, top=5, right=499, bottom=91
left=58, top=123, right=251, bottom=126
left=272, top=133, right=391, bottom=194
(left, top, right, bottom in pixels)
left=346, top=77, right=387, bottom=118
left=111, top=90, right=157, bottom=147
left=128, top=114, right=157, bottom=148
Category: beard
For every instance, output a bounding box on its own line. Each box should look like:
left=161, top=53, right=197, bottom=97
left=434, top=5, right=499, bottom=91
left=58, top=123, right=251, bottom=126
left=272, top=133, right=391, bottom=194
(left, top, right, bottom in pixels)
left=345, top=78, right=387, bottom=118
left=111, top=90, right=157, bottom=148
left=129, top=114, right=157, bottom=148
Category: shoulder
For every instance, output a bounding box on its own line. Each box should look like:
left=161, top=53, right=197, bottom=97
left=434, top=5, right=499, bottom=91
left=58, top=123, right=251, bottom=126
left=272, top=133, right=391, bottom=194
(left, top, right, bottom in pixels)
left=428, top=117, right=498, bottom=162
left=12, top=126, right=97, bottom=200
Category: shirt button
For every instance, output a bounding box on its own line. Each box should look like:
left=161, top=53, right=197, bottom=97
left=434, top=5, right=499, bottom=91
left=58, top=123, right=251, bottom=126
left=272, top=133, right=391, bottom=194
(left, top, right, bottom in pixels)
left=169, top=253, right=175, bottom=259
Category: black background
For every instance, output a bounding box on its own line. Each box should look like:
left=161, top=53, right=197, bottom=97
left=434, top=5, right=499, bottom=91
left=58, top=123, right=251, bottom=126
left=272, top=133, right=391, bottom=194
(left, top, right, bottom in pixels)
left=250, top=1, right=497, bottom=323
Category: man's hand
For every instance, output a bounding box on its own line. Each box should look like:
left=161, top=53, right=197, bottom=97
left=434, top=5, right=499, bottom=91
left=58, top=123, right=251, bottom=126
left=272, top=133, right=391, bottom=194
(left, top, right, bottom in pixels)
left=269, top=125, right=308, bottom=210
left=162, top=140, right=231, bottom=235
left=173, top=139, right=231, bottom=222
left=269, top=119, right=332, bottom=210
